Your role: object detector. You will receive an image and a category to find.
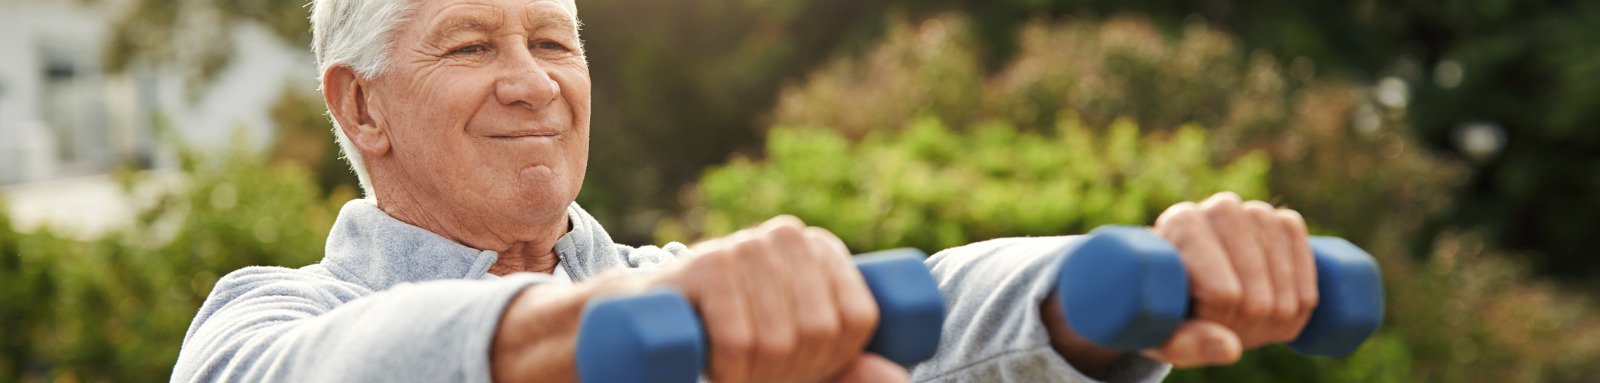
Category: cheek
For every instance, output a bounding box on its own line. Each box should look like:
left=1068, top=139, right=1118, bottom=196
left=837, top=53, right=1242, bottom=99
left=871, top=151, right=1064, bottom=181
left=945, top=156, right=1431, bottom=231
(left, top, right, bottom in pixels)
left=552, top=65, right=591, bottom=160
left=553, top=64, right=592, bottom=127
left=554, top=65, right=590, bottom=195
left=395, top=71, right=496, bottom=165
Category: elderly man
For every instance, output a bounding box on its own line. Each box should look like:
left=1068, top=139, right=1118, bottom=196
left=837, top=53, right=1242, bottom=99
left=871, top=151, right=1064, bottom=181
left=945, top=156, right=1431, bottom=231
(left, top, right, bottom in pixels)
left=171, top=0, right=1324, bottom=381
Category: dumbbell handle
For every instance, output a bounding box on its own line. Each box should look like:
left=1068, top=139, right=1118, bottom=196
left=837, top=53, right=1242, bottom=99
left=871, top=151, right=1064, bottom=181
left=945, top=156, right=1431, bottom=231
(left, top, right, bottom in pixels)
left=576, top=249, right=947, bottom=383
left=1055, top=226, right=1384, bottom=356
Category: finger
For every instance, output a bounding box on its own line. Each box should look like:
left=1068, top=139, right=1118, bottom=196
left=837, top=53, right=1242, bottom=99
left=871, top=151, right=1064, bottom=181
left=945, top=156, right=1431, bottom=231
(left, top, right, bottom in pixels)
left=828, top=354, right=909, bottom=383
left=735, top=225, right=801, bottom=382
left=1154, top=202, right=1242, bottom=326
left=764, top=214, right=808, bottom=230
left=807, top=227, right=878, bottom=378
left=805, top=227, right=874, bottom=343
left=1141, top=319, right=1243, bottom=368
left=1200, top=192, right=1275, bottom=347
left=771, top=223, right=842, bottom=380
left=692, top=250, right=757, bottom=383
left=1277, top=208, right=1318, bottom=341
left=1245, top=201, right=1300, bottom=344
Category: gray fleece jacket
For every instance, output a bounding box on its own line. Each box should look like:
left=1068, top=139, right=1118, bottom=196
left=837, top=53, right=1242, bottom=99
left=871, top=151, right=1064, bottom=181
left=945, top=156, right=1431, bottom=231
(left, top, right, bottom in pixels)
left=171, top=199, right=1169, bottom=382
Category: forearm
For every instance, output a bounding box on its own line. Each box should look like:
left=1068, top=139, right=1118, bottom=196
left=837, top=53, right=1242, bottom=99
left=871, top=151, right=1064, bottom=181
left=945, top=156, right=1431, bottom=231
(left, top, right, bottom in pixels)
left=1041, top=293, right=1129, bottom=379
left=913, top=236, right=1170, bottom=382
left=490, top=272, right=651, bottom=383
left=175, top=270, right=549, bottom=382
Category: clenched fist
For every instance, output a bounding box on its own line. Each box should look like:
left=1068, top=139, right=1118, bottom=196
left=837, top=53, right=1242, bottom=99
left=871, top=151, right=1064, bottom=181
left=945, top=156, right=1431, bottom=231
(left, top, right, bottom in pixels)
left=646, top=216, right=909, bottom=383
left=1140, top=191, right=1318, bottom=367
left=1043, top=192, right=1318, bottom=375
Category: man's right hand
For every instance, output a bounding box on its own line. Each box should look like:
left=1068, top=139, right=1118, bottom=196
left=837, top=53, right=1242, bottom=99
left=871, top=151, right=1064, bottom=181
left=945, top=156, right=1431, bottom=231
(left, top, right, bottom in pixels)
left=645, top=216, right=907, bottom=383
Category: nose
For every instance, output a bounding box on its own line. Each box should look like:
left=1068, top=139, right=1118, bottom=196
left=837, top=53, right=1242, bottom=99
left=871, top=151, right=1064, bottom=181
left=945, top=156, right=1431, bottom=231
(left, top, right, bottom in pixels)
left=495, top=41, right=562, bottom=111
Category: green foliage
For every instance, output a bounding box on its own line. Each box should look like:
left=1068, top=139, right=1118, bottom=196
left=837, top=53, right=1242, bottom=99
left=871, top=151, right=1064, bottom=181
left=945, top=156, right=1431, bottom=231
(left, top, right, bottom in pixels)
left=774, top=14, right=1462, bottom=245
left=674, top=14, right=1600, bottom=382
left=0, top=137, right=347, bottom=381
left=268, top=86, right=361, bottom=196
left=686, top=117, right=1267, bottom=252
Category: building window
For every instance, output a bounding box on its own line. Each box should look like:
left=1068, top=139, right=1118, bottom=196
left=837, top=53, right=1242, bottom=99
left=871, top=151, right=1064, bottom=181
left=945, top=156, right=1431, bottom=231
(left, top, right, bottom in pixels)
left=39, top=41, right=111, bottom=177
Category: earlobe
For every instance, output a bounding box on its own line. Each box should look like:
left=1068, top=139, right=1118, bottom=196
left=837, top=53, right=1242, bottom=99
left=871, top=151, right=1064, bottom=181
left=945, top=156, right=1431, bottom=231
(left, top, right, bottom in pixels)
left=322, top=65, right=391, bottom=158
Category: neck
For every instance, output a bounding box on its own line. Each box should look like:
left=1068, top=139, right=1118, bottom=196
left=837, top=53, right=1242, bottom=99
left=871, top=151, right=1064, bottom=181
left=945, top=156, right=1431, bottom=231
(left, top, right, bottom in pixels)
left=371, top=174, right=569, bottom=276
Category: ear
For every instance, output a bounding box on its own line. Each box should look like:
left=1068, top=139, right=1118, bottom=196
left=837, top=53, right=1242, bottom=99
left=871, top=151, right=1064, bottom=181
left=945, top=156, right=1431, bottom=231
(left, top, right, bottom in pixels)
left=323, top=65, right=391, bottom=159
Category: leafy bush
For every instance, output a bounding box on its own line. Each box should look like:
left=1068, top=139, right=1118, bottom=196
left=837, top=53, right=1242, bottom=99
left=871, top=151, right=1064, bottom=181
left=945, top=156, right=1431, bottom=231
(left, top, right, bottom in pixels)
left=674, top=117, right=1267, bottom=252
left=0, top=137, right=348, bottom=381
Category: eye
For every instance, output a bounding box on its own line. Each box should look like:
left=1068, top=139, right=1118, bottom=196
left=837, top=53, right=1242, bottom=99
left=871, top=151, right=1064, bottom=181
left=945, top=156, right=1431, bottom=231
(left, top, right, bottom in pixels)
left=447, top=43, right=489, bottom=56
left=533, top=40, right=571, bottom=53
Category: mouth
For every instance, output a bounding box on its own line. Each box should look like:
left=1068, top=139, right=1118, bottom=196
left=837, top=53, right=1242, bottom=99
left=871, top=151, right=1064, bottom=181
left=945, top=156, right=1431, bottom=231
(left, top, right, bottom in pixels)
left=484, top=131, right=562, bottom=140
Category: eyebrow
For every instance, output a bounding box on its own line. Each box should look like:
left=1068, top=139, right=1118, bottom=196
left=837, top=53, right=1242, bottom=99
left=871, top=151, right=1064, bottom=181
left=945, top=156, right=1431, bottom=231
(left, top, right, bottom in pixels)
left=528, top=9, right=577, bottom=32
left=435, top=17, right=501, bottom=39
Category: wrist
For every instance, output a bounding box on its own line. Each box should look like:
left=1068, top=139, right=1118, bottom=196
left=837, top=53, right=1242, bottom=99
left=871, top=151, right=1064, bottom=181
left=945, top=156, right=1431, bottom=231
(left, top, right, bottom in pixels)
left=1041, top=293, right=1128, bottom=379
left=489, top=274, right=653, bottom=383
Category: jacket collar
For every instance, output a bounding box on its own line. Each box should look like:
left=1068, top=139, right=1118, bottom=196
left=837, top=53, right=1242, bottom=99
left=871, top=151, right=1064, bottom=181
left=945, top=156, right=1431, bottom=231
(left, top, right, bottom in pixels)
left=319, top=198, right=626, bottom=290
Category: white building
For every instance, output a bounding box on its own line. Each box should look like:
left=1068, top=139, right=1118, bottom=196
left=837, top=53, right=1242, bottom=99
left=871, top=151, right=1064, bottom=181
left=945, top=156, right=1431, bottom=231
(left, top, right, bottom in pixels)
left=0, top=0, right=315, bottom=236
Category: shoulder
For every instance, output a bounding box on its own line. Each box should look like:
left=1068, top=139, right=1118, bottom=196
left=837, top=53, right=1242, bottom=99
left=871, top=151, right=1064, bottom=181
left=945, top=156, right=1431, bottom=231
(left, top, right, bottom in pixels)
left=204, top=265, right=372, bottom=309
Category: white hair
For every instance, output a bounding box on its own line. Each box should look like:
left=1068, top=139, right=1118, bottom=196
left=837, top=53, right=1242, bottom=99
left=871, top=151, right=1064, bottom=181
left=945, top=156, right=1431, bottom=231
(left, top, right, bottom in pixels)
left=310, top=0, right=578, bottom=197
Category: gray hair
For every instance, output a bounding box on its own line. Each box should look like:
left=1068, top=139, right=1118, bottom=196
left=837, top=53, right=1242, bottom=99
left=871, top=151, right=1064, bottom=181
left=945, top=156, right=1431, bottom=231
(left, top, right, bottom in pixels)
left=310, top=0, right=578, bottom=197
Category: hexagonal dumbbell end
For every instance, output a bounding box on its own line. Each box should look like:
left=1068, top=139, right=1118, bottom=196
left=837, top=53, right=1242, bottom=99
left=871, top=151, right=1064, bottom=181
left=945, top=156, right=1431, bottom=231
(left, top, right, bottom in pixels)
left=1055, top=226, right=1191, bottom=351
left=576, top=289, right=705, bottom=383
left=1054, top=225, right=1384, bottom=357
left=1286, top=237, right=1384, bottom=356
left=855, top=249, right=948, bottom=367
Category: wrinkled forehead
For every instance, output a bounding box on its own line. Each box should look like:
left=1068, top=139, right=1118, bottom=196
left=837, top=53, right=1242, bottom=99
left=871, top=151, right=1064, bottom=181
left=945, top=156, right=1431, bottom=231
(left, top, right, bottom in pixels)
left=415, top=0, right=578, bottom=19
left=406, top=0, right=581, bottom=41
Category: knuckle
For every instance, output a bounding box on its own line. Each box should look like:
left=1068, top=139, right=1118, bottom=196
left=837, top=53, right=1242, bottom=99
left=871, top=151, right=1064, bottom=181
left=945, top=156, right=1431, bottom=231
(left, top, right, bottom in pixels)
left=1206, top=191, right=1242, bottom=206
left=732, top=237, right=765, bottom=259
left=841, top=299, right=880, bottom=331
left=1167, top=208, right=1207, bottom=229
left=1202, top=283, right=1244, bottom=309
left=767, top=220, right=805, bottom=240
left=693, top=250, right=731, bottom=275
left=716, top=327, right=756, bottom=356
left=1201, top=200, right=1241, bottom=219
left=754, top=334, right=797, bottom=359
left=801, top=226, right=834, bottom=241
left=1298, top=291, right=1320, bottom=312
left=1160, top=202, right=1200, bottom=219
left=1242, top=200, right=1275, bottom=213
left=1275, top=208, right=1305, bottom=223
left=797, top=317, right=842, bottom=341
left=1274, top=298, right=1299, bottom=322
left=774, top=214, right=806, bottom=227
left=1240, top=293, right=1275, bottom=319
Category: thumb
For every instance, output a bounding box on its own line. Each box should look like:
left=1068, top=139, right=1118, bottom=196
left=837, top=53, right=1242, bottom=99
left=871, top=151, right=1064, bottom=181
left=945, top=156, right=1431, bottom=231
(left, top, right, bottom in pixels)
left=828, top=354, right=909, bottom=383
left=1141, top=319, right=1243, bottom=368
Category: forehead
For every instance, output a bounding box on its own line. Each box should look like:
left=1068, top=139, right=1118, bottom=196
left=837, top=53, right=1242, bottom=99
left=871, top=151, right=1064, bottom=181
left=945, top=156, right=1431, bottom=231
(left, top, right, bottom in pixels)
left=413, top=0, right=577, bottom=30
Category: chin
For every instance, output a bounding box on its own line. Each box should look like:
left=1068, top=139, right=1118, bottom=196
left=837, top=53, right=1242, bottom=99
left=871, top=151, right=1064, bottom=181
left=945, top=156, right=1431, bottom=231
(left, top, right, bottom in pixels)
left=499, top=182, right=576, bottom=225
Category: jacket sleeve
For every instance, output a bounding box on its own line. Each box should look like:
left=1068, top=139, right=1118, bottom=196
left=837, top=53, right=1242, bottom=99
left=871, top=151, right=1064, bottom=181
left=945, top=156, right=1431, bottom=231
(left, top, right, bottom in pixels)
left=171, top=266, right=548, bottom=383
left=910, top=236, right=1172, bottom=383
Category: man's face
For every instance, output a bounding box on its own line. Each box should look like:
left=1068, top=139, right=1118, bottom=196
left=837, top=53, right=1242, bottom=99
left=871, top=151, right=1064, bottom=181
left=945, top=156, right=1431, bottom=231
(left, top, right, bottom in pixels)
left=371, top=0, right=589, bottom=226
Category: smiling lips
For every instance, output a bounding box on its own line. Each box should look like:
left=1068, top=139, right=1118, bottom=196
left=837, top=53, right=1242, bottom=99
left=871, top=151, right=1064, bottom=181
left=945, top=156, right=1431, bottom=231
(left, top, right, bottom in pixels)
left=485, top=130, right=562, bottom=139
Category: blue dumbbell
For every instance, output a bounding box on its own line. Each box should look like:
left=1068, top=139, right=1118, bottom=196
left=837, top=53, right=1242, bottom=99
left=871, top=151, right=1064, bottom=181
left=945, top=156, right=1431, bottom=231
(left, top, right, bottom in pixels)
left=576, top=249, right=947, bottom=383
left=1054, top=226, right=1384, bottom=356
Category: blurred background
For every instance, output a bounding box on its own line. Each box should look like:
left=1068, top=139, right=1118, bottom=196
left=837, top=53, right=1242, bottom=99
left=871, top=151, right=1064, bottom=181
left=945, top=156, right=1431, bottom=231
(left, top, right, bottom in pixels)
left=2, top=0, right=1599, bottom=381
